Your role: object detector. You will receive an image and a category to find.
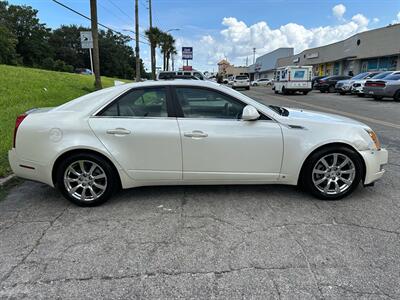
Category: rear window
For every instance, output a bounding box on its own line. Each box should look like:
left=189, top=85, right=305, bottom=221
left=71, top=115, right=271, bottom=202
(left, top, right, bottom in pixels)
left=384, top=74, right=400, bottom=81
left=236, top=75, right=248, bottom=80
left=372, top=72, right=392, bottom=79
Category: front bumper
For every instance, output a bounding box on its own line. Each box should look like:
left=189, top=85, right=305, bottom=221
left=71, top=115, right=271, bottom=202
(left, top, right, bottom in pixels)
left=8, top=149, right=54, bottom=187
left=359, top=148, right=388, bottom=185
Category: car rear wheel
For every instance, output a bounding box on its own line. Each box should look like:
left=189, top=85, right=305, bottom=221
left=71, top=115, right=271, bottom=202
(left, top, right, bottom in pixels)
left=303, top=91, right=309, bottom=95
left=394, top=90, right=400, bottom=102
left=56, top=153, right=118, bottom=206
left=373, top=96, right=383, bottom=100
left=339, top=91, right=346, bottom=95
left=301, top=147, right=363, bottom=200
left=357, top=94, right=365, bottom=97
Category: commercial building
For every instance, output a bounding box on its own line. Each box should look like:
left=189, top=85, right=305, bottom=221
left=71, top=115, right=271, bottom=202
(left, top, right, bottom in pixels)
left=248, top=48, right=294, bottom=80
left=276, top=24, right=400, bottom=76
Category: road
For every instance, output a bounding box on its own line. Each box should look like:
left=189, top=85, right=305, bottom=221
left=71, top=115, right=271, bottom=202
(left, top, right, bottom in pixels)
left=0, top=87, right=399, bottom=299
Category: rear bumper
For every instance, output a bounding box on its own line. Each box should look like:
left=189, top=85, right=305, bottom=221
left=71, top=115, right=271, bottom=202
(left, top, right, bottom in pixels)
left=232, top=82, right=250, bottom=88
left=359, top=148, right=388, bottom=185
left=8, top=149, right=54, bottom=187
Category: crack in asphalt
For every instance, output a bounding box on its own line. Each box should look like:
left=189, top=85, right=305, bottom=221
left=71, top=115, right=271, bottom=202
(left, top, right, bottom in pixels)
left=284, top=226, right=325, bottom=300
left=0, top=206, right=70, bottom=286
left=3, top=265, right=309, bottom=287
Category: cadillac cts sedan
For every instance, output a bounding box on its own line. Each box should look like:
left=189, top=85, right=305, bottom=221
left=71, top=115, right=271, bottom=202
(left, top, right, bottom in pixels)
left=9, top=80, right=388, bottom=206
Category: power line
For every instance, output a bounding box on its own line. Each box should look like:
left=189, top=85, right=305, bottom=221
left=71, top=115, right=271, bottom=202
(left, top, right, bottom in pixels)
left=50, top=0, right=151, bottom=45
left=105, top=0, right=134, bottom=22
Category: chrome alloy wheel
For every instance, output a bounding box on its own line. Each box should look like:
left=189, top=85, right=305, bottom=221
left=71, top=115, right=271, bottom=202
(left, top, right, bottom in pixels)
left=312, top=153, right=356, bottom=195
left=64, top=160, right=107, bottom=201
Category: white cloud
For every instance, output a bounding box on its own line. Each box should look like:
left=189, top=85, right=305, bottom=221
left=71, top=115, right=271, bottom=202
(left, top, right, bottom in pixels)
left=180, top=12, right=371, bottom=71
left=393, top=11, right=400, bottom=24
left=332, top=4, right=346, bottom=20
left=372, top=17, right=380, bottom=23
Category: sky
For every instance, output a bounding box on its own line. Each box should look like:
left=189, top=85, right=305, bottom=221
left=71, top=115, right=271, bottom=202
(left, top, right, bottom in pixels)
left=8, top=0, right=400, bottom=72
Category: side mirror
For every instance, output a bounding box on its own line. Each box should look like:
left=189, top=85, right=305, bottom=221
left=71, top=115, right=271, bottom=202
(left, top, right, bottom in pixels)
left=242, top=105, right=260, bottom=121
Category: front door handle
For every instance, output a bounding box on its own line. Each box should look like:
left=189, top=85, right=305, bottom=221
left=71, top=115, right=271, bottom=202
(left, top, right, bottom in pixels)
left=184, top=130, right=208, bottom=138
left=106, top=128, right=131, bottom=135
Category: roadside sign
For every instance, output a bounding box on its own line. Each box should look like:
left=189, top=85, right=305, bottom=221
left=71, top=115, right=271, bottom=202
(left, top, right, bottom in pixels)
left=183, top=65, right=193, bottom=71
left=182, top=47, right=193, bottom=60
left=80, top=31, right=93, bottom=49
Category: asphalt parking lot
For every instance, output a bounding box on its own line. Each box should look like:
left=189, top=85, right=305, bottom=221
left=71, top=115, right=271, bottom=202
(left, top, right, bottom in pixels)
left=1, top=87, right=399, bottom=299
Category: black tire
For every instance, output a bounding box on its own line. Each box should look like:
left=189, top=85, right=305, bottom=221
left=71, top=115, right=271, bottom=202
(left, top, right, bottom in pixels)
left=56, top=153, right=118, bottom=206
left=274, top=90, right=278, bottom=94
left=282, top=87, right=288, bottom=95
left=357, top=94, right=365, bottom=97
left=246, top=86, right=250, bottom=90
left=328, top=85, right=335, bottom=93
left=394, top=90, right=400, bottom=102
left=319, top=90, right=326, bottom=93
left=373, top=95, right=383, bottom=100
left=303, top=91, right=309, bottom=95
left=300, top=146, right=363, bottom=200
left=339, top=91, right=346, bottom=95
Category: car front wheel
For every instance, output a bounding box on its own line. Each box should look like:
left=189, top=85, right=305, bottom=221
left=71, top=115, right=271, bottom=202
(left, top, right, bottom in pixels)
left=56, top=153, right=118, bottom=206
left=301, top=147, right=363, bottom=200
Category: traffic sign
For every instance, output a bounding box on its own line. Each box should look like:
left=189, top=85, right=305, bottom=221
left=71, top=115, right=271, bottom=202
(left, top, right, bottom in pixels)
left=182, top=47, right=193, bottom=60
left=80, top=31, right=93, bottom=49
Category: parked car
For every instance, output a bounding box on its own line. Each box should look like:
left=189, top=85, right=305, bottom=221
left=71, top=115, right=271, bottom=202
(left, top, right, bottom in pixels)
left=158, top=71, right=205, bottom=80
left=75, top=68, right=92, bottom=75
left=9, top=80, right=387, bottom=206
left=351, top=71, right=394, bottom=97
left=232, top=75, right=250, bottom=90
left=251, top=78, right=272, bottom=86
left=314, top=75, right=351, bottom=93
left=336, top=72, right=380, bottom=95
left=312, top=75, right=326, bottom=89
left=273, top=66, right=313, bottom=95
left=363, top=71, right=400, bottom=100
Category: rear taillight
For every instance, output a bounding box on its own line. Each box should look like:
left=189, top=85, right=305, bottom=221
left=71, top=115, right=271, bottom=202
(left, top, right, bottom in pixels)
left=13, top=113, right=27, bottom=148
left=365, top=81, right=386, bottom=88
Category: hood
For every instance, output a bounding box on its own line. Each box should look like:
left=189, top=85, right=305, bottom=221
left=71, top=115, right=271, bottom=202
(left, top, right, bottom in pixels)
left=283, top=107, right=366, bottom=127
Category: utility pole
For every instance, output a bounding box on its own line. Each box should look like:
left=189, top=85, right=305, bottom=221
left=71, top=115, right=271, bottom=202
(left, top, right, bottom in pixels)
left=253, top=48, right=256, bottom=64
left=135, top=0, right=140, bottom=81
left=90, top=0, right=102, bottom=89
left=148, top=0, right=156, bottom=80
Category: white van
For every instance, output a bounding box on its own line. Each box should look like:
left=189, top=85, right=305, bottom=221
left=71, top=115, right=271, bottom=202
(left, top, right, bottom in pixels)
left=157, top=70, right=206, bottom=80
left=273, top=66, right=313, bottom=95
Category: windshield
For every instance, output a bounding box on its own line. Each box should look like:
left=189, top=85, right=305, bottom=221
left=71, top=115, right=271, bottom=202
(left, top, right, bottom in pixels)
left=372, top=72, right=393, bottom=79
left=236, top=76, right=248, bottom=80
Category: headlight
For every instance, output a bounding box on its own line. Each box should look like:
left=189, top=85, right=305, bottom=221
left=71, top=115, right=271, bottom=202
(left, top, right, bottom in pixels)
left=366, top=129, right=381, bottom=150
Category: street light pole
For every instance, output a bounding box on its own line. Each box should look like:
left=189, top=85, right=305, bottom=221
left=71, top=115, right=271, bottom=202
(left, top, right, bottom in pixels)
left=135, top=0, right=140, bottom=81
left=253, top=48, right=256, bottom=64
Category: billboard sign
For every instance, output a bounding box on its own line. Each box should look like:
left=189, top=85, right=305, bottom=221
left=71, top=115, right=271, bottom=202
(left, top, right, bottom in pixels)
left=182, top=47, right=193, bottom=60
left=80, top=31, right=93, bottom=49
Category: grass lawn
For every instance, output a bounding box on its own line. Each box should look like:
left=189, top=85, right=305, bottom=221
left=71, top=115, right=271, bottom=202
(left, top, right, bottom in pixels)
left=0, top=65, right=131, bottom=177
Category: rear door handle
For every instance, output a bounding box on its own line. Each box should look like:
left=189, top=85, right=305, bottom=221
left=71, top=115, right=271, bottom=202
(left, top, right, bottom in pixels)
left=184, top=130, right=208, bottom=138
left=106, top=128, right=131, bottom=135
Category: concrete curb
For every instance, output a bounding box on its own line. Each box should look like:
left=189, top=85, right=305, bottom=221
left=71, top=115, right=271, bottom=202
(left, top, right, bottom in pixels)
left=0, top=174, right=15, bottom=186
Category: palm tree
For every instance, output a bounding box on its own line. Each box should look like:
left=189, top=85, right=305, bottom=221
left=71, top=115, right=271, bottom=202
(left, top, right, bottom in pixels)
left=159, top=33, right=176, bottom=71
left=145, top=26, right=162, bottom=79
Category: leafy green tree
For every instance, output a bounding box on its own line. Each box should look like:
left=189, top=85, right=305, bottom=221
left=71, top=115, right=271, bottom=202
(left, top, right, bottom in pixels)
left=1, top=3, right=51, bottom=67
left=0, top=25, right=17, bottom=64
left=49, top=25, right=90, bottom=69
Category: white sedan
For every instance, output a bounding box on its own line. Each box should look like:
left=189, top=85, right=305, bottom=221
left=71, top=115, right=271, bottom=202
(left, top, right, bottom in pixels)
left=9, top=80, right=388, bottom=206
left=251, top=78, right=272, bottom=86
